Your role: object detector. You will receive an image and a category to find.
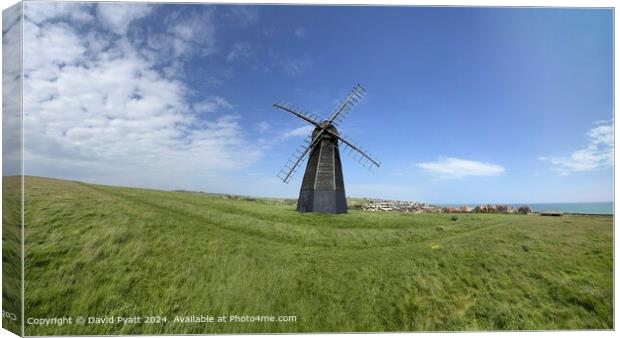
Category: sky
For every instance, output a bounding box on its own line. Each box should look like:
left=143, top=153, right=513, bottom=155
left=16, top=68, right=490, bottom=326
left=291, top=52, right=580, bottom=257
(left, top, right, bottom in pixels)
left=4, top=2, right=614, bottom=203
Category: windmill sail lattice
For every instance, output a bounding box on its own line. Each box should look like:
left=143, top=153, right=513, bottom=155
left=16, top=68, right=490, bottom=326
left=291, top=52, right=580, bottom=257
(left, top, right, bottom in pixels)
left=274, top=84, right=380, bottom=213
left=276, top=134, right=313, bottom=184
left=328, top=84, right=367, bottom=126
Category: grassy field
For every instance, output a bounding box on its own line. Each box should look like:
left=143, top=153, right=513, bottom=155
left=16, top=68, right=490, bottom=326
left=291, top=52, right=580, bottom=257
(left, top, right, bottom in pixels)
left=21, top=176, right=613, bottom=335
left=3, top=176, right=22, bottom=335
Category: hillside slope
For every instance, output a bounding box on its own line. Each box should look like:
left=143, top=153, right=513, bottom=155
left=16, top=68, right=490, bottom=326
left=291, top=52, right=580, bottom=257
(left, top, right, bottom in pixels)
left=22, top=177, right=613, bottom=334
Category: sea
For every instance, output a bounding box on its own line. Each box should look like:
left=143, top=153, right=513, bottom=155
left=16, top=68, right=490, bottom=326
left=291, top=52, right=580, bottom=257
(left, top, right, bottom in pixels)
left=436, top=202, right=613, bottom=215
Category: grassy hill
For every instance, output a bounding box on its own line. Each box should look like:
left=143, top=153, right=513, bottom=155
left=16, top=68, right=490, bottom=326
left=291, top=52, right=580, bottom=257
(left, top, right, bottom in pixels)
left=20, top=176, right=612, bottom=335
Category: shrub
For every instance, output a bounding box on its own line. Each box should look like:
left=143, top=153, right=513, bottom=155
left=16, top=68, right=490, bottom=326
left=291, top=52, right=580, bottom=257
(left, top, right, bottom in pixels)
left=450, top=216, right=458, bottom=221
left=496, top=205, right=509, bottom=213
left=518, top=205, right=532, bottom=214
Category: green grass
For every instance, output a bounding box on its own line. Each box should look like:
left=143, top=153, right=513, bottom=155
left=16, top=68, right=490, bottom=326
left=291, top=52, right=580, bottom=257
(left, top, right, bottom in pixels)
left=3, top=176, right=22, bottom=335
left=21, top=176, right=612, bottom=335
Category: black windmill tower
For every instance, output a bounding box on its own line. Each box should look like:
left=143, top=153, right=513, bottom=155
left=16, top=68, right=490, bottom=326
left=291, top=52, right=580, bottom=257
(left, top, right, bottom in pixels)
left=274, top=84, right=381, bottom=213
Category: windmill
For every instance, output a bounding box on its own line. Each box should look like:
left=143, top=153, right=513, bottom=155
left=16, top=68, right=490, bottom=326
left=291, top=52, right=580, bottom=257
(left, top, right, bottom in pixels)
left=274, top=84, right=381, bottom=214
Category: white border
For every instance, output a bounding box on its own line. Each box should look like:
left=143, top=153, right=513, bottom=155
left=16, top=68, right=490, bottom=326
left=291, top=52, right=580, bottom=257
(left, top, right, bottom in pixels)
left=0, top=1, right=616, bottom=338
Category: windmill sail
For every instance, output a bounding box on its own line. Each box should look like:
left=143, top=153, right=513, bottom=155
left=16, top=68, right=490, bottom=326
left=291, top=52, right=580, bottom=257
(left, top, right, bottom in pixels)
left=277, top=130, right=326, bottom=183
left=273, top=103, right=321, bottom=127
left=328, top=84, right=367, bottom=126
left=337, top=134, right=381, bottom=172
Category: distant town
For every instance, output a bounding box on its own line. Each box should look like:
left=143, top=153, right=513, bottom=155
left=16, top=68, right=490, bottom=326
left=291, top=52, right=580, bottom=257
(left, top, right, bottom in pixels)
left=359, top=198, right=534, bottom=215
left=199, top=193, right=568, bottom=216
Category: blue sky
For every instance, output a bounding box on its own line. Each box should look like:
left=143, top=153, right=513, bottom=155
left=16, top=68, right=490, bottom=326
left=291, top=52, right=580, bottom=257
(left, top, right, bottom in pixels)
left=12, top=3, right=613, bottom=203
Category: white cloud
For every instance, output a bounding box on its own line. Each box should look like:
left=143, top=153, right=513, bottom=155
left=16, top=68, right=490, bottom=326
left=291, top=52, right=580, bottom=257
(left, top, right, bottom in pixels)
left=594, top=118, right=613, bottom=126
left=21, top=4, right=262, bottom=190
left=140, top=8, right=216, bottom=76
left=294, top=28, right=306, bottom=38
left=23, top=22, right=87, bottom=71
left=416, top=157, right=505, bottom=179
left=257, top=121, right=270, bottom=134
left=3, top=4, right=23, bottom=176
left=96, top=3, right=152, bottom=34
left=24, top=2, right=95, bottom=24
left=228, top=6, right=258, bottom=27
left=166, top=9, right=216, bottom=57
left=540, top=120, right=614, bottom=174
left=226, top=42, right=252, bottom=62
left=588, top=123, right=614, bottom=145
left=192, top=97, right=233, bottom=114
left=282, top=125, right=314, bottom=138
left=282, top=58, right=310, bottom=76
